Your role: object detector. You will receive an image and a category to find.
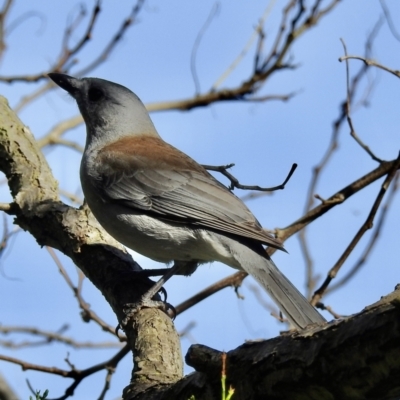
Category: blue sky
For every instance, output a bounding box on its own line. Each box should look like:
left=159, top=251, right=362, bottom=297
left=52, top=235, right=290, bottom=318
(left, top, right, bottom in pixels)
left=1, top=1, right=400, bottom=399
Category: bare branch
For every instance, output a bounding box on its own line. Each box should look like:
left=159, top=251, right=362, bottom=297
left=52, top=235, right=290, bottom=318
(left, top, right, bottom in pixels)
left=145, top=0, right=341, bottom=113
left=326, top=172, right=400, bottom=294
left=0, top=325, right=122, bottom=349
left=311, top=152, right=400, bottom=305
left=278, top=157, right=400, bottom=241
left=174, top=272, right=247, bottom=315
left=339, top=55, right=400, bottom=79
left=380, top=0, right=400, bottom=42
left=203, top=163, right=297, bottom=191
left=46, top=247, right=121, bottom=338
left=0, top=0, right=13, bottom=60
left=76, top=0, right=146, bottom=77
left=97, top=366, right=114, bottom=400
left=0, top=0, right=145, bottom=84
left=213, top=0, right=278, bottom=90
left=0, top=1, right=101, bottom=83
left=0, top=203, right=11, bottom=212
left=0, top=345, right=130, bottom=399
left=175, top=154, right=400, bottom=317
left=58, top=189, right=82, bottom=205
left=341, top=29, right=383, bottom=162
left=191, top=2, right=220, bottom=95
left=315, top=302, right=342, bottom=319
left=0, top=354, right=71, bottom=377
left=14, top=81, right=54, bottom=113
left=36, top=115, right=83, bottom=151
left=300, top=23, right=381, bottom=297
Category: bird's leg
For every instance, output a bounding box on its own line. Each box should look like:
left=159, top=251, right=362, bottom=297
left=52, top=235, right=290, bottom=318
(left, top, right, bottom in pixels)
left=132, top=263, right=197, bottom=277
left=133, top=267, right=176, bottom=277
left=121, top=261, right=197, bottom=326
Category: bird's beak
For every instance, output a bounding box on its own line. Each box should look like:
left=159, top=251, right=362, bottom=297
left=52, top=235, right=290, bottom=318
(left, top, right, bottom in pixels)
left=48, top=73, right=82, bottom=96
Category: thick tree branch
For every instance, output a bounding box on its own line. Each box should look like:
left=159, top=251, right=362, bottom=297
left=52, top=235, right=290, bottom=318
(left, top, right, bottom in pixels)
left=0, top=96, right=183, bottom=396
left=123, top=287, right=400, bottom=399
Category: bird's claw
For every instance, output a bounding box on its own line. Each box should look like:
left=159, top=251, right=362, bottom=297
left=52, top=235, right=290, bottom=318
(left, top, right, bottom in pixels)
left=118, top=297, right=176, bottom=331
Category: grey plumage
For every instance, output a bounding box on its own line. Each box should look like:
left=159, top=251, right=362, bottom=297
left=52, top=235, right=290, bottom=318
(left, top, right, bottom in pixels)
left=48, top=73, right=326, bottom=329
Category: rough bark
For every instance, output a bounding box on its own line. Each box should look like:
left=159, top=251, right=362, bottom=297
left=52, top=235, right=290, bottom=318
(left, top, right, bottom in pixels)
left=0, top=96, right=183, bottom=396
left=0, top=371, right=19, bottom=400
left=128, top=288, right=400, bottom=400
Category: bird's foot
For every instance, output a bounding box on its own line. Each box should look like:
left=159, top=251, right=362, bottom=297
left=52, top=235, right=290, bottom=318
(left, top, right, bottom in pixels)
left=116, top=261, right=191, bottom=335
left=119, top=296, right=176, bottom=330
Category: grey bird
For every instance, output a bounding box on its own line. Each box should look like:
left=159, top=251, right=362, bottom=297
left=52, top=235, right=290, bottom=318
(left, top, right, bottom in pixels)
left=48, top=73, right=325, bottom=329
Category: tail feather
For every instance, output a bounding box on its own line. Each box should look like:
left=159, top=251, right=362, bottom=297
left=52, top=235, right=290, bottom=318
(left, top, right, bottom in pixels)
left=259, top=257, right=325, bottom=329
left=230, top=243, right=325, bottom=329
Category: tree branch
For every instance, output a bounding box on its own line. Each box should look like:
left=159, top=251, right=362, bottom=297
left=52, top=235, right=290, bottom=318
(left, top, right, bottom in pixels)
left=0, top=96, right=183, bottom=396
left=125, top=287, right=400, bottom=399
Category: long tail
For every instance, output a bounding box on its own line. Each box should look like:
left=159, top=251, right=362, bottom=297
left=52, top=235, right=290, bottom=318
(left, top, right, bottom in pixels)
left=227, top=241, right=326, bottom=329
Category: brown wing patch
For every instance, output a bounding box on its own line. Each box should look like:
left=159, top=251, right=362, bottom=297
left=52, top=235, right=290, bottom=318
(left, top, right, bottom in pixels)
left=99, top=136, right=206, bottom=173
left=97, top=136, right=285, bottom=251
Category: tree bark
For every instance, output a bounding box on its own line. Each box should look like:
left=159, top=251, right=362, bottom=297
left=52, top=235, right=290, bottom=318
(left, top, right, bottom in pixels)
left=0, top=96, right=183, bottom=396
left=127, top=288, right=400, bottom=400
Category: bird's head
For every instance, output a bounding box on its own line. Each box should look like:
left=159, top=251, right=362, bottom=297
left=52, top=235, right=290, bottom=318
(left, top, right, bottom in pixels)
left=48, top=73, right=159, bottom=148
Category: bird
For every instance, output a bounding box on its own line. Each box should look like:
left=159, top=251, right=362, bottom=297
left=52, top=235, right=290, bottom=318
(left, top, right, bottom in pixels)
left=48, top=73, right=325, bottom=329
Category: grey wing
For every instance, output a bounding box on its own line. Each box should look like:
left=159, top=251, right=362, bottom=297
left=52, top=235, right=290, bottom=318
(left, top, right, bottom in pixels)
left=97, top=167, right=283, bottom=249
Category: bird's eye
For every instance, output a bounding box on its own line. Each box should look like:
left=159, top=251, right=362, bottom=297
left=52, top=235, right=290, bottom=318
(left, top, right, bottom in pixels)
left=88, top=88, right=104, bottom=102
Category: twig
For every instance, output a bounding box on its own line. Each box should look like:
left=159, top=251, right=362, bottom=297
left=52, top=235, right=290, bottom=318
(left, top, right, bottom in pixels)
left=0, top=213, right=8, bottom=259
left=146, top=0, right=341, bottom=113
left=191, top=2, right=220, bottom=95
left=76, top=0, right=146, bottom=77
left=290, top=0, right=305, bottom=30
left=45, top=247, right=121, bottom=338
left=14, top=81, right=53, bottom=113
left=278, top=157, right=400, bottom=242
left=262, top=0, right=297, bottom=71
left=174, top=272, right=247, bottom=315
left=240, top=191, right=271, bottom=203
left=145, top=86, right=296, bottom=112
left=300, top=23, right=381, bottom=297
left=340, top=35, right=383, bottom=162
left=57, top=345, right=129, bottom=400
left=339, top=55, right=400, bottom=79
left=0, top=354, right=71, bottom=377
left=168, top=160, right=400, bottom=318
left=0, top=325, right=122, bottom=349
left=380, top=0, right=400, bottom=42
left=0, top=345, right=130, bottom=400
left=213, top=0, right=278, bottom=89
left=178, top=321, right=197, bottom=344
left=262, top=0, right=340, bottom=73
left=0, top=0, right=13, bottom=60
left=315, top=302, right=342, bottom=319
left=36, top=115, right=83, bottom=150
left=245, top=92, right=297, bottom=102
left=311, top=152, right=400, bottom=305
left=203, top=163, right=297, bottom=191
left=0, top=1, right=101, bottom=83
left=0, top=202, right=11, bottom=212
left=326, top=172, right=400, bottom=294
left=247, top=283, right=282, bottom=322
left=97, top=366, right=115, bottom=400
left=58, top=189, right=82, bottom=205
left=0, top=0, right=145, bottom=88
left=15, top=1, right=144, bottom=112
